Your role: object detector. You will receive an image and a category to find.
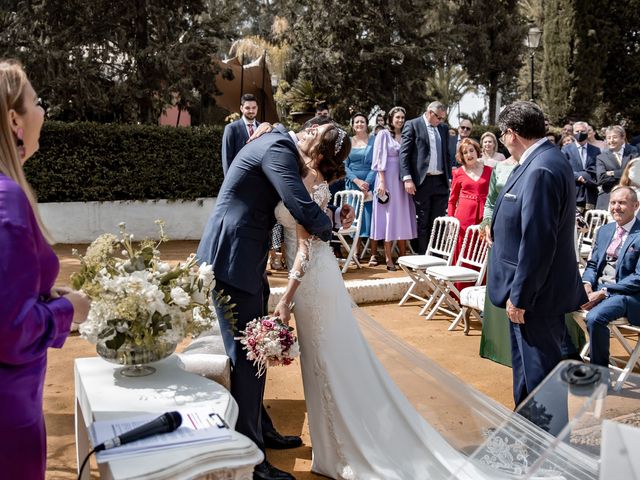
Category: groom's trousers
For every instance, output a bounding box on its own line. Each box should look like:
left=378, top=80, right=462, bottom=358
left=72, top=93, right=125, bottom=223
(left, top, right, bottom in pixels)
left=214, top=278, right=275, bottom=452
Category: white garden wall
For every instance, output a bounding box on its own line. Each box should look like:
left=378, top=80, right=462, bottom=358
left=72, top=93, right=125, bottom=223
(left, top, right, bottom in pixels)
left=40, top=198, right=216, bottom=244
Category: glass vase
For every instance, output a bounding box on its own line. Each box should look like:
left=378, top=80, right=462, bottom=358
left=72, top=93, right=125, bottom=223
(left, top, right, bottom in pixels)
left=96, top=337, right=177, bottom=377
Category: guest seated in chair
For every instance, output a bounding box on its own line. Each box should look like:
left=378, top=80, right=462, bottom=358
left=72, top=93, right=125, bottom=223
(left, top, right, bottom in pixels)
left=581, top=186, right=640, bottom=367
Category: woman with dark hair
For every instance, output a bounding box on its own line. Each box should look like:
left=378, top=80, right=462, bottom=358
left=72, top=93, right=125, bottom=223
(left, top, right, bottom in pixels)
left=448, top=138, right=491, bottom=261
left=0, top=60, right=90, bottom=479
left=344, top=113, right=375, bottom=251
left=369, top=106, right=417, bottom=270
left=271, top=122, right=458, bottom=480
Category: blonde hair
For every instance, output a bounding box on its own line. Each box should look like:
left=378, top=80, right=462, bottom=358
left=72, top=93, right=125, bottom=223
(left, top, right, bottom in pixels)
left=0, top=60, right=52, bottom=243
left=620, top=157, right=640, bottom=188
left=480, top=131, right=498, bottom=156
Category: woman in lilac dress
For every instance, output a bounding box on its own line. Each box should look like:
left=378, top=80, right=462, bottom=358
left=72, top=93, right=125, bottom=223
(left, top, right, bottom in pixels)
left=0, top=60, right=90, bottom=480
left=370, top=106, right=417, bottom=270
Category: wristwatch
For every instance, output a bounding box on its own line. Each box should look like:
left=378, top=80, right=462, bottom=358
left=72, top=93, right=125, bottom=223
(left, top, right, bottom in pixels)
left=602, top=287, right=610, bottom=298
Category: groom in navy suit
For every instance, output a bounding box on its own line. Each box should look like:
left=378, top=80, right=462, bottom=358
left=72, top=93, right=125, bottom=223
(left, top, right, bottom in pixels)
left=489, top=101, right=587, bottom=406
left=582, top=186, right=640, bottom=367
left=197, top=119, right=352, bottom=480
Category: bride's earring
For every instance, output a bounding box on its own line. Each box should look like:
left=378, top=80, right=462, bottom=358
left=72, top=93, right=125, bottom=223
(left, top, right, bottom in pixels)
left=15, top=128, right=25, bottom=158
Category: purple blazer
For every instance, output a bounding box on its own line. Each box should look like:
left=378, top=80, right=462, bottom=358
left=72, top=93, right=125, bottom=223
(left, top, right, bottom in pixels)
left=0, top=174, right=74, bottom=479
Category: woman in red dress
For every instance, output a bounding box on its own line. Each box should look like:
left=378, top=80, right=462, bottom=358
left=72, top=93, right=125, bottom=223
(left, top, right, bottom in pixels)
left=448, top=138, right=492, bottom=263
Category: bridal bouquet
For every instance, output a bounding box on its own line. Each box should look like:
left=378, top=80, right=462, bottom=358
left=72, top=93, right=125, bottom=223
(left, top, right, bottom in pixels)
left=71, top=221, right=229, bottom=352
left=237, top=316, right=300, bottom=376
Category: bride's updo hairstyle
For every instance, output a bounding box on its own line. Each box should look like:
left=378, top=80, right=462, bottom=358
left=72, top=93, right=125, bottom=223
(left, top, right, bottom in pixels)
left=311, top=125, right=351, bottom=182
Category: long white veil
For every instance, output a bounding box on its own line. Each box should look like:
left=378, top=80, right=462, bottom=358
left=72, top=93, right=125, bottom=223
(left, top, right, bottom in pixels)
left=352, top=306, right=608, bottom=479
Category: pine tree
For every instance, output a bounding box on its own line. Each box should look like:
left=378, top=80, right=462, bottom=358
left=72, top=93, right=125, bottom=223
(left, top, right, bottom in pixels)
left=281, top=0, right=434, bottom=121
left=454, top=0, right=527, bottom=124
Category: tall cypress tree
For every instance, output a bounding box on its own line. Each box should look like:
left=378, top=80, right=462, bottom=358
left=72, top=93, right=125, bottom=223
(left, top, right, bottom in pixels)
left=542, top=0, right=604, bottom=124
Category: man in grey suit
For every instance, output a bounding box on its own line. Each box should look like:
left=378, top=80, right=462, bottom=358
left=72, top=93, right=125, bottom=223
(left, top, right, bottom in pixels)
left=221, top=93, right=259, bottom=175
left=400, top=101, right=452, bottom=254
left=197, top=120, right=352, bottom=480
left=596, top=125, right=639, bottom=209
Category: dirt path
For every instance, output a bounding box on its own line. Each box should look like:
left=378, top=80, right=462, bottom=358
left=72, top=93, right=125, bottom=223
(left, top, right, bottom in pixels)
left=45, top=242, right=513, bottom=479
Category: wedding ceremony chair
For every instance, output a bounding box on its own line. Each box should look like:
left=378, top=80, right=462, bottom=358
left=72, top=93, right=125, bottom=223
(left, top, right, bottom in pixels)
left=333, top=190, right=365, bottom=273
left=397, top=216, right=460, bottom=307
left=450, top=285, right=485, bottom=334
left=577, top=209, right=611, bottom=265
left=572, top=311, right=639, bottom=391
left=422, top=225, right=489, bottom=323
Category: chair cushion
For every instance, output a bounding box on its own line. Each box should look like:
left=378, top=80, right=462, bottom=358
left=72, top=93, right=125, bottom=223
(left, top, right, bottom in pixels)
left=398, top=255, right=447, bottom=269
left=460, top=286, right=486, bottom=310
left=176, top=353, right=231, bottom=391
left=426, top=265, right=480, bottom=281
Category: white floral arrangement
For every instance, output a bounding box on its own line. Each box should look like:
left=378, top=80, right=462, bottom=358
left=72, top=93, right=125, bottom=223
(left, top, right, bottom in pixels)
left=71, top=221, right=231, bottom=352
left=236, top=316, right=300, bottom=377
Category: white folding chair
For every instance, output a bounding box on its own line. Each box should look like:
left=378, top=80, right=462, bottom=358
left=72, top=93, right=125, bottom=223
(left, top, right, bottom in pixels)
left=422, top=225, right=490, bottom=322
left=450, top=285, right=486, bottom=334
left=397, top=216, right=460, bottom=307
left=333, top=190, right=364, bottom=273
left=577, top=210, right=610, bottom=265
left=572, top=312, right=639, bottom=391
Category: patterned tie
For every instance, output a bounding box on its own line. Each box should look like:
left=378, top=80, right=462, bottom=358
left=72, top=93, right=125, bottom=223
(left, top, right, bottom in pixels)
left=247, top=123, right=254, bottom=136
left=606, top=225, right=626, bottom=259
left=580, top=146, right=587, bottom=168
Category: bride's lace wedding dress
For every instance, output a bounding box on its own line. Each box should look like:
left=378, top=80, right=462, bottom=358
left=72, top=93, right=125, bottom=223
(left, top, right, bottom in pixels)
left=275, top=182, right=467, bottom=479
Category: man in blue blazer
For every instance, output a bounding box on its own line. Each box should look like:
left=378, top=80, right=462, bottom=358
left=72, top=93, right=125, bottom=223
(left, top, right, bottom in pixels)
left=562, top=121, right=600, bottom=211
left=400, top=101, right=452, bottom=254
left=582, top=186, right=640, bottom=367
left=489, top=101, right=587, bottom=406
left=197, top=120, right=352, bottom=480
left=221, top=93, right=259, bottom=175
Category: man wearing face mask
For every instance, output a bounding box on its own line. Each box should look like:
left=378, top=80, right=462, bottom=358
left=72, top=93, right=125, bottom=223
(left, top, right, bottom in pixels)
left=562, top=121, right=601, bottom=212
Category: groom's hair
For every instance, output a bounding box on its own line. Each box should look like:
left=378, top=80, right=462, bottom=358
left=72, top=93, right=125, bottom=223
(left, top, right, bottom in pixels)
left=301, top=115, right=334, bottom=130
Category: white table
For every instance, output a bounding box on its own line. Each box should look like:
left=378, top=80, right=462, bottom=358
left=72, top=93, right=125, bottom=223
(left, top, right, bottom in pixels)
left=75, top=355, right=263, bottom=480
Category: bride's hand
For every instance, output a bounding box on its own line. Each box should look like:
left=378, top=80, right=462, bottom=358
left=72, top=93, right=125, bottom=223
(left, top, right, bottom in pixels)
left=273, top=300, right=291, bottom=326
left=247, top=122, right=273, bottom=142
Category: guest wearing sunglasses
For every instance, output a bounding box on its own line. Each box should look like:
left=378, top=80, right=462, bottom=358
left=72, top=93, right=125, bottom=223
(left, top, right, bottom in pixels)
left=400, top=101, right=452, bottom=254
left=448, top=119, right=473, bottom=168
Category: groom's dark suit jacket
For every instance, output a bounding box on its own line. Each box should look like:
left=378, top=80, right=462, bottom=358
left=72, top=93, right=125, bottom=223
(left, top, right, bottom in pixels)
left=197, top=125, right=332, bottom=296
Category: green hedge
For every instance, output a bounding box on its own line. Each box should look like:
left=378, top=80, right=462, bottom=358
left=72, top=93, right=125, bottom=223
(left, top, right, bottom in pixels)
left=24, top=121, right=224, bottom=202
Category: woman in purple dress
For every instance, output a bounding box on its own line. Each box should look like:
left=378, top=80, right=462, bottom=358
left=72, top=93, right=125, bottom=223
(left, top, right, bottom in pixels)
left=370, top=106, right=417, bottom=270
left=0, top=60, right=90, bottom=480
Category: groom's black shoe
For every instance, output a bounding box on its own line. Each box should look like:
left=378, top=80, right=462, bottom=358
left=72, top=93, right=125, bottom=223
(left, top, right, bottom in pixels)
left=263, top=430, right=303, bottom=449
left=253, top=460, right=296, bottom=480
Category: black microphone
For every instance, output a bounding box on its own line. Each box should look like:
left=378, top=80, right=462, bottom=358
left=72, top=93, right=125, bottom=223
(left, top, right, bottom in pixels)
left=95, top=411, right=183, bottom=451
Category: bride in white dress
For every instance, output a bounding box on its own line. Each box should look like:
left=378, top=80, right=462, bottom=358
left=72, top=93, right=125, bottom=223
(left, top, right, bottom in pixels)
left=270, top=123, right=599, bottom=480
left=273, top=124, right=466, bottom=479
